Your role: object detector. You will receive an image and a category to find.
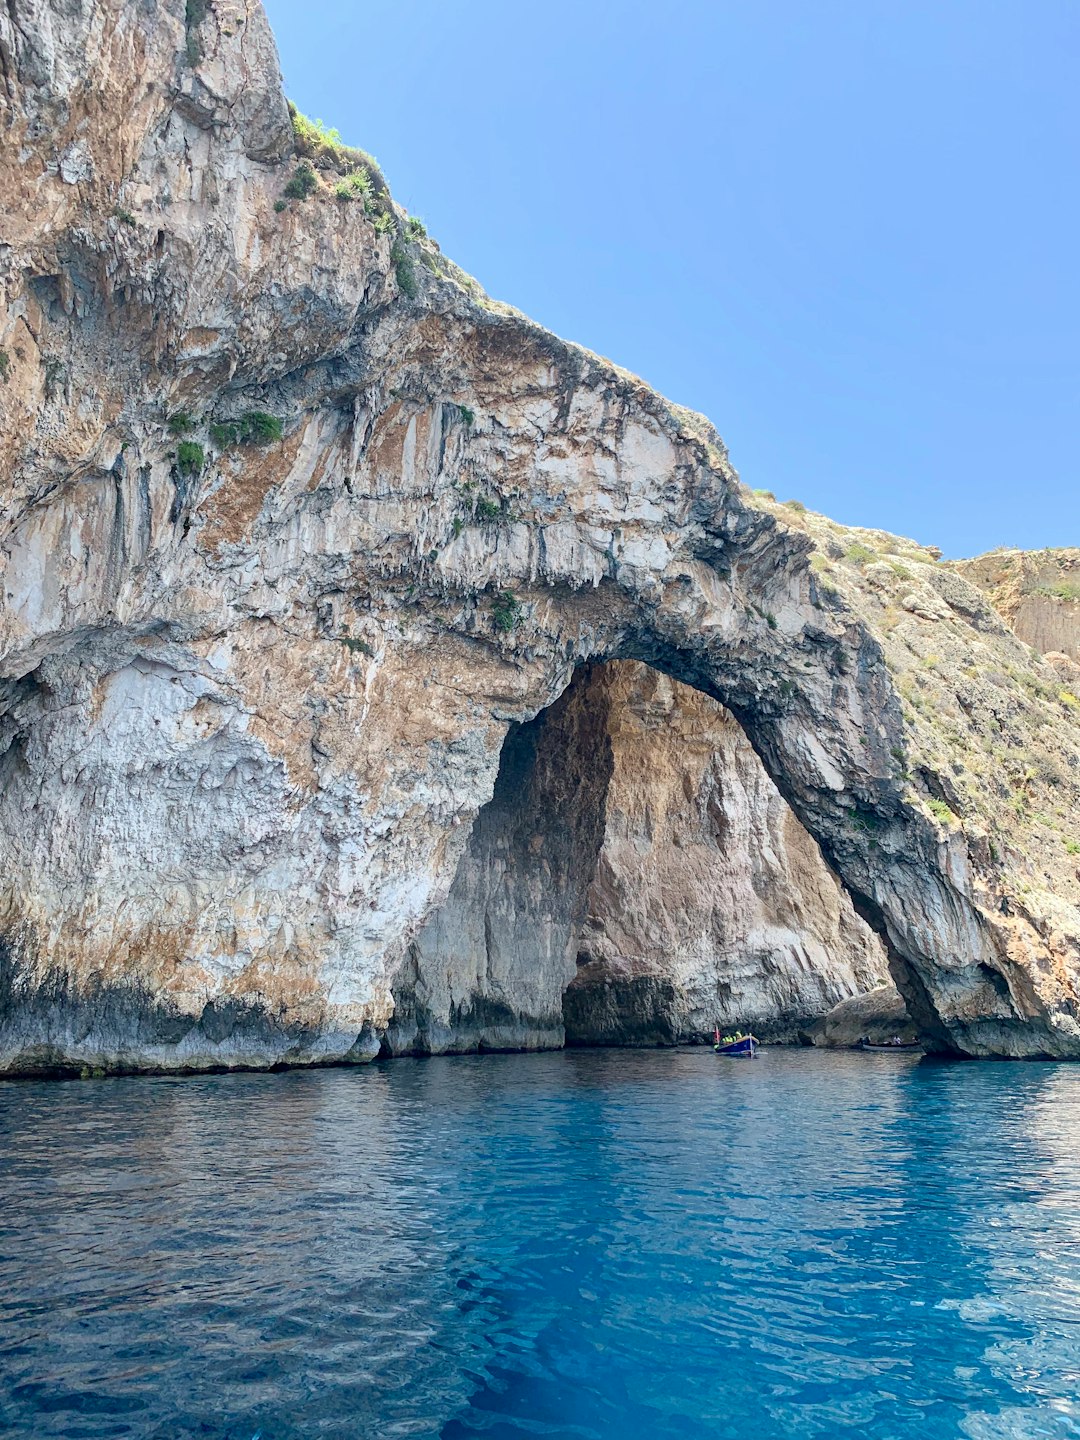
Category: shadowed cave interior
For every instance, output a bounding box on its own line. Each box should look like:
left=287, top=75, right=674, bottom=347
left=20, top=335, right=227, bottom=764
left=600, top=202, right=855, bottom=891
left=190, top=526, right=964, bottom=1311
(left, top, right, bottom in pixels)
left=382, top=661, right=891, bottom=1057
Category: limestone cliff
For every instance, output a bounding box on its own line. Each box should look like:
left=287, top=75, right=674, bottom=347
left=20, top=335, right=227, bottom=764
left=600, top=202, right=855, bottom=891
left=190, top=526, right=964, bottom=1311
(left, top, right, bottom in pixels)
left=2, top=0, right=1079, bottom=1072
left=955, top=549, right=1080, bottom=668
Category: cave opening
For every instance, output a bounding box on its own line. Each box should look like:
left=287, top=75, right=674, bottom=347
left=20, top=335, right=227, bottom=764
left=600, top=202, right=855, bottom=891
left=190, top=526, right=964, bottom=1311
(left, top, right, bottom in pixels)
left=384, top=661, right=891, bottom=1057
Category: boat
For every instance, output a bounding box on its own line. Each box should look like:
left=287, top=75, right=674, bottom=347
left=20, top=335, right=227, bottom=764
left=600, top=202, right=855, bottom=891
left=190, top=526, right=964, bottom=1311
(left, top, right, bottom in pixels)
left=713, top=1028, right=759, bottom=1057
left=859, top=1038, right=921, bottom=1051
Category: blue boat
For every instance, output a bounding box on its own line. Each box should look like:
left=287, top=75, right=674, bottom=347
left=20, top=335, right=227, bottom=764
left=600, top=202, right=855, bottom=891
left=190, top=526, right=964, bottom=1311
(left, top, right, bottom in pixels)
left=713, top=1031, right=759, bottom=1057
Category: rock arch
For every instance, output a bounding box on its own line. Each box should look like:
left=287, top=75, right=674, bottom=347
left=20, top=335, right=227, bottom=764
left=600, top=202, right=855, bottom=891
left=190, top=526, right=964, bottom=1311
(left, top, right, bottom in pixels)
left=383, top=659, right=889, bottom=1057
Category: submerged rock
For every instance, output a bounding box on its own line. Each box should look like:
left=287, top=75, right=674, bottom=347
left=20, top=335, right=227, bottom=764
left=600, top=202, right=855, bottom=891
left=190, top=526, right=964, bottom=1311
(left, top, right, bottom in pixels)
left=1, top=0, right=1078, bottom=1072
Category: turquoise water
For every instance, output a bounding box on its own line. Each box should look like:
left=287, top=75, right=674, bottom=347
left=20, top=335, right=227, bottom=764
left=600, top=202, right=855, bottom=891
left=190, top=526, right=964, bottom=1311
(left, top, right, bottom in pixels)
left=2, top=1048, right=1080, bottom=1439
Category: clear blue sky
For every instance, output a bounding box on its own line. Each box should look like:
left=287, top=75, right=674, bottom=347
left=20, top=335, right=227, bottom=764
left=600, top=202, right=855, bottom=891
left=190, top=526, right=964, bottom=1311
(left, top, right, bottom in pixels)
left=263, top=0, right=1078, bottom=557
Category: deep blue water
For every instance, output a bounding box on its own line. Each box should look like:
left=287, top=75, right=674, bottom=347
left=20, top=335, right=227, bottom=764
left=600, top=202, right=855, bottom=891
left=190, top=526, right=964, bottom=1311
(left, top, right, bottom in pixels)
left=2, top=1049, right=1080, bottom=1440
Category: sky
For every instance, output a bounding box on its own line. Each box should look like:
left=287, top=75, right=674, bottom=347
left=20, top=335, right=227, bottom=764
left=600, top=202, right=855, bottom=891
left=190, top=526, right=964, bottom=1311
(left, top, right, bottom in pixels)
left=263, top=0, right=1078, bottom=558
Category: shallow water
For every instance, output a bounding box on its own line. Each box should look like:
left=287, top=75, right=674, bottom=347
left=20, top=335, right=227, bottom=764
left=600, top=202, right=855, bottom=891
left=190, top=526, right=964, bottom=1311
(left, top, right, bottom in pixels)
left=2, top=1048, right=1080, bottom=1439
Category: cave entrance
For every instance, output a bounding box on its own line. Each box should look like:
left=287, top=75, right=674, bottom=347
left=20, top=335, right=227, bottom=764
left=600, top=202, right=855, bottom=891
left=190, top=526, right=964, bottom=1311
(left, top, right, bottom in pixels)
left=384, top=662, right=890, bottom=1056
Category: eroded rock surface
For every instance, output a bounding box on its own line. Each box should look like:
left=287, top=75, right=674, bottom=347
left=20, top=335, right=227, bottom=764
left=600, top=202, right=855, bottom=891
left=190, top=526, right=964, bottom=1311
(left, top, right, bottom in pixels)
left=808, top=984, right=918, bottom=1050
left=383, top=673, right=613, bottom=1056
left=1, top=0, right=1079, bottom=1071
left=564, top=664, right=887, bottom=1045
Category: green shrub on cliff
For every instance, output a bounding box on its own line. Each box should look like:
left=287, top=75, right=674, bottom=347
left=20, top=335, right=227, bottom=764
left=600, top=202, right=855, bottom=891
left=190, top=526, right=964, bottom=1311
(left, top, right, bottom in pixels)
left=491, top=591, right=521, bottom=633
left=209, top=412, right=283, bottom=450
left=183, top=0, right=207, bottom=66
left=175, top=441, right=205, bottom=476
left=844, top=542, right=877, bottom=566
left=283, top=162, right=318, bottom=201
left=390, top=244, right=418, bottom=299
left=1036, top=581, right=1080, bottom=602
left=926, top=797, right=957, bottom=825
left=289, top=104, right=387, bottom=189
left=239, top=411, right=284, bottom=444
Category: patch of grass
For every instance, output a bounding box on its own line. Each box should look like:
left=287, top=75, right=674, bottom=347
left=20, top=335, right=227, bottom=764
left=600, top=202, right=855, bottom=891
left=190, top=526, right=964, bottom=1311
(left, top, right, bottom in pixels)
left=1035, top=582, right=1080, bottom=602
left=406, top=216, right=427, bottom=239
left=782, top=499, right=806, bottom=512
left=340, top=635, right=374, bottom=658
left=1065, top=839, right=1080, bottom=856
left=390, top=243, right=418, bottom=299
left=752, top=488, right=775, bottom=500
left=1060, top=691, right=1079, bottom=710
left=372, top=210, right=395, bottom=235
left=0, top=349, right=9, bottom=383
left=283, top=161, right=318, bottom=201
left=844, top=542, right=877, bottom=566
left=491, top=590, right=521, bottom=633
left=925, top=797, right=957, bottom=825
left=114, top=207, right=136, bottom=227
left=167, top=412, right=196, bottom=436
left=175, top=441, right=205, bottom=476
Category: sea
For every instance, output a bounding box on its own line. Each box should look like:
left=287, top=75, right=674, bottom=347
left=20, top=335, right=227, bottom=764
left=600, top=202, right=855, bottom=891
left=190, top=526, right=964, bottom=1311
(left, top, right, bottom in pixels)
left=2, top=1047, right=1079, bottom=1439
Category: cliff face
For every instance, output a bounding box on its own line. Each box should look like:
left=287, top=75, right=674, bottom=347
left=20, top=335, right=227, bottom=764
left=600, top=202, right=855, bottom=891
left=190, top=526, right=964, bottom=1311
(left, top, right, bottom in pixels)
left=1, top=0, right=1079, bottom=1072
left=954, top=550, right=1080, bottom=668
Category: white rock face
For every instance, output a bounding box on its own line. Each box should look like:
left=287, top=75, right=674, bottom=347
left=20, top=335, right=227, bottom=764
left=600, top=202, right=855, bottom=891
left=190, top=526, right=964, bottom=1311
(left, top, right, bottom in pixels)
left=1, top=0, right=1078, bottom=1071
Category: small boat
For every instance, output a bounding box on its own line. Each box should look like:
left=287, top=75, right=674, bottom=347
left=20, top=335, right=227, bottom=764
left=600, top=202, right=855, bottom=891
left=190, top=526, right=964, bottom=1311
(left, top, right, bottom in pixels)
left=713, top=1028, right=759, bottom=1057
left=860, top=1038, right=921, bottom=1052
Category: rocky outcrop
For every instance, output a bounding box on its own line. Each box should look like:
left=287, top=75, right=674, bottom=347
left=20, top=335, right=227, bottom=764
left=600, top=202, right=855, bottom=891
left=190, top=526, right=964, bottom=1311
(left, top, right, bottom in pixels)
left=955, top=550, right=1080, bottom=663
left=808, top=983, right=918, bottom=1049
left=1, top=0, right=1079, bottom=1072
